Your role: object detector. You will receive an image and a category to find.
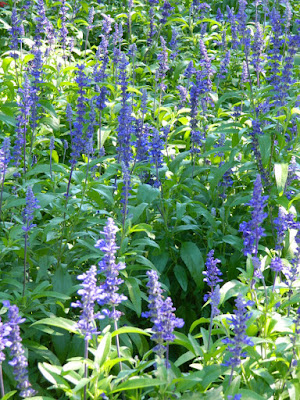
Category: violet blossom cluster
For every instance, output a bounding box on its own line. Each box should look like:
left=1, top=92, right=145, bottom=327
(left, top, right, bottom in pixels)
left=70, top=65, right=90, bottom=165
left=59, top=0, right=69, bottom=59
left=142, top=270, right=184, bottom=358
left=222, top=294, right=254, bottom=369
left=0, top=137, right=11, bottom=182
left=149, top=128, right=164, bottom=187
left=0, top=318, right=11, bottom=363
left=218, top=51, right=231, bottom=80
left=274, top=207, right=295, bottom=251
left=22, top=186, right=40, bottom=233
left=9, top=8, right=23, bottom=59
left=117, top=54, right=134, bottom=166
left=160, top=0, right=174, bottom=25
left=3, top=301, right=36, bottom=398
left=203, top=250, right=223, bottom=316
left=13, top=76, right=33, bottom=171
left=95, top=218, right=127, bottom=321
left=239, top=174, right=268, bottom=278
left=71, top=265, right=103, bottom=340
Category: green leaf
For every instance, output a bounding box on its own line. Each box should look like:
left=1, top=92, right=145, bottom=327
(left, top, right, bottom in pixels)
left=38, top=363, right=69, bottom=389
left=1, top=392, right=17, bottom=400
left=89, top=186, right=114, bottom=205
left=32, top=317, right=77, bottom=333
left=52, top=266, right=73, bottom=295
left=126, top=277, right=142, bottom=316
left=222, top=235, right=243, bottom=250
left=137, top=184, right=160, bottom=204
left=111, top=377, right=166, bottom=393
left=180, top=242, right=204, bottom=287
left=258, top=134, right=271, bottom=166
left=95, top=332, right=112, bottom=367
left=239, top=389, right=266, bottom=400
left=274, top=163, right=288, bottom=196
left=0, top=112, right=16, bottom=127
left=111, top=326, right=150, bottom=337
left=189, top=318, right=209, bottom=334
left=26, top=397, right=55, bottom=400
left=174, top=264, right=188, bottom=291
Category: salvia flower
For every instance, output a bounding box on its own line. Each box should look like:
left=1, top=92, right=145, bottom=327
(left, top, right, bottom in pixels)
left=35, top=0, right=49, bottom=46
left=251, top=23, right=264, bottom=75
left=70, top=65, right=89, bottom=165
left=160, top=0, right=174, bottom=24
left=13, top=75, right=32, bottom=170
left=199, top=39, right=213, bottom=77
left=285, top=156, right=300, bottom=199
left=177, top=85, right=188, bottom=108
left=241, top=60, right=249, bottom=83
left=216, top=8, right=223, bottom=22
left=210, top=285, right=221, bottom=317
left=59, top=0, right=69, bottom=58
left=142, top=270, right=184, bottom=358
left=270, top=257, right=284, bottom=273
left=0, top=318, right=11, bottom=362
left=135, top=121, right=150, bottom=164
left=0, top=137, right=11, bottom=181
left=22, top=186, right=40, bottom=233
left=218, top=51, right=231, bottom=80
left=274, top=207, right=295, bottom=250
left=29, top=46, right=43, bottom=136
left=149, top=128, right=164, bottom=186
left=117, top=54, right=133, bottom=166
left=203, top=250, right=223, bottom=291
left=153, top=297, right=184, bottom=350
left=222, top=294, right=254, bottom=369
left=88, top=6, right=95, bottom=30
left=141, top=89, right=148, bottom=116
left=102, top=13, right=113, bottom=35
left=49, top=137, right=55, bottom=151
left=147, top=7, right=156, bottom=46
left=71, top=265, right=103, bottom=340
left=3, top=301, right=36, bottom=398
left=169, top=29, right=179, bottom=60
left=227, top=7, right=239, bottom=49
left=121, top=161, right=131, bottom=216
left=157, top=36, right=169, bottom=82
left=9, top=8, right=23, bottom=59
left=184, top=60, right=196, bottom=80
left=95, top=218, right=127, bottom=321
left=239, top=174, right=268, bottom=258
left=236, top=0, right=248, bottom=37
left=266, top=9, right=284, bottom=100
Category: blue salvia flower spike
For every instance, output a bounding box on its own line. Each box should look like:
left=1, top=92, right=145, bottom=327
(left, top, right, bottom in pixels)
left=142, top=270, right=184, bottom=366
left=3, top=301, right=36, bottom=398
left=222, top=294, right=254, bottom=385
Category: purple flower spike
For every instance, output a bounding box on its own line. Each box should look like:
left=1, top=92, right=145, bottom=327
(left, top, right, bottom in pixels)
left=0, top=318, right=11, bottom=362
left=0, top=137, right=11, bottom=181
left=22, top=187, right=40, bottom=233
left=274, top=207, right=295, bottom=250
left=270, top=257, right=284, bottom=273
left=142, top=270, right=184, bottom=358
left=239, top=174, right=268, bottom=258
left=71, top=265, right=103, bottom=340
left=222, top=294, right=254, bottom=369
left=203, top=250, right=223, bottom=289
left=3, top=301, right=36, bottom=398
left=95, top=218, right=127, bottom=321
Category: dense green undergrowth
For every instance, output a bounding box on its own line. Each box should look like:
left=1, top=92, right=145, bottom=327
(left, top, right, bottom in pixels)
left=0, top=0, right=300, bottom=398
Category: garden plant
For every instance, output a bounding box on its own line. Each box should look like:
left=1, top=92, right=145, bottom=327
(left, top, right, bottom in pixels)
left=0, top=0, right=300, bottom=398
